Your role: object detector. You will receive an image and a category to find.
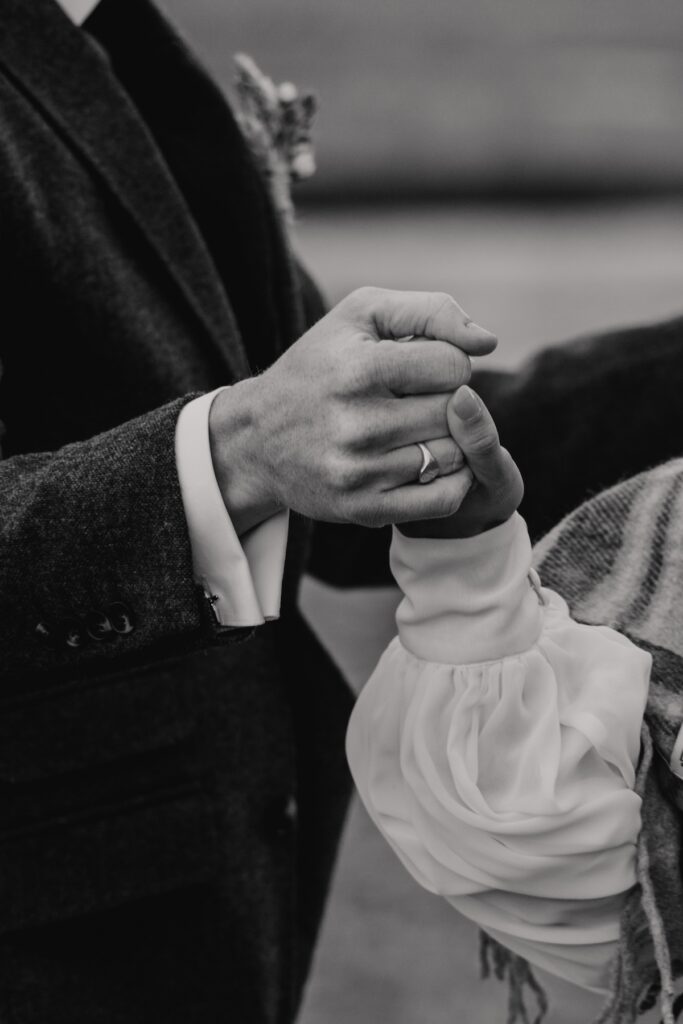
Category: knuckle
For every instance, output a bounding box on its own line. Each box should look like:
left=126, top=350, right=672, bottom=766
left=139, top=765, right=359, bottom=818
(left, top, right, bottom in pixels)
left=499, top=445, right=517, bottom=469
left=432, top=291, right=456, bottom=312
left=335, top=357, right=367, bottom=397
left=456, top=352, right=472, bottom=386
left=368, top=341, right=396, bottom=389
left=344, top=285, right=382, bottom=313
left=331, top=406, right=367, bottom=451
left=439, top=490, right=466, bottom=518
left=428, top=292, right=459, bottom=326
left=467, top=427, right=499, bottom=457
left=326, top=453, right=366, bottom=492
left=443, top=445, right=462, bottom=476
left=445, top=347, right=471, bottom=387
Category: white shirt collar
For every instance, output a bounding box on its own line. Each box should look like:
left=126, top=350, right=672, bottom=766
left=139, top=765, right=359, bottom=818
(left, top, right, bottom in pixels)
left=54, top=0, right=101, bottom=26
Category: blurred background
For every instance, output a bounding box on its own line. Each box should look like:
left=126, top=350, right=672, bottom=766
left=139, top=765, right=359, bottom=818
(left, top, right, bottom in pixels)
left=159, top=1, right=683, bottom=1020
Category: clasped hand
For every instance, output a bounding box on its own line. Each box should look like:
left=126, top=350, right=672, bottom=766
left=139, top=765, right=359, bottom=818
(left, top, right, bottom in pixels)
left=209, top=286, right=522, bottom=538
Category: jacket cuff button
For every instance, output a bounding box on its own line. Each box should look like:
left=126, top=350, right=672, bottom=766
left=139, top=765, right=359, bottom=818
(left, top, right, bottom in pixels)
left=85, top=610, right=113, bottom=641
left=63, top=620, right=87, bottom=649
left=35, top=620, right=58, bottom=649
left=106, top=602, right=136, bottom=635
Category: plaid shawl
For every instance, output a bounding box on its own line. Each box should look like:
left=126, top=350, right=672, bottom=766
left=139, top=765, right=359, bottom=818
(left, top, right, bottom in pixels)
left=482, top=459, right=683, bottom=1024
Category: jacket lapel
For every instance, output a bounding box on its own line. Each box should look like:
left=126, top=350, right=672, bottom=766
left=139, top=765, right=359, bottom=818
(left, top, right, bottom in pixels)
left=0, top=0, right=251, bottom=382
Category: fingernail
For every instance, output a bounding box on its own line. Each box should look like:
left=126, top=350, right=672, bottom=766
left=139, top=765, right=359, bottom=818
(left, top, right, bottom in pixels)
left=465, top=320, right=497, bottom=342
left=452, top=385, right=480, bottom=420
left=452, top=443, right=465, bottom=468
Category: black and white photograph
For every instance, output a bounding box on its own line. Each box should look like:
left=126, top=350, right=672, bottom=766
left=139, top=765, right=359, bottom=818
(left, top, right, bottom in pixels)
left=1, top=0, right=683, bottom=1021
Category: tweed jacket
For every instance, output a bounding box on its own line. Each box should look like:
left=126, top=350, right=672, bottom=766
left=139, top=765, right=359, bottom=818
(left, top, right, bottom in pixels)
left=2, top=1, right=683, bottom=1022
left=0, top=1, right=350, bottom=1021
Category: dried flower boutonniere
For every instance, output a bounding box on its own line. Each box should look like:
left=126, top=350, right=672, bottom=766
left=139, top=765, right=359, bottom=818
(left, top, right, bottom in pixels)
left=233, top=53, right=318, bottom=235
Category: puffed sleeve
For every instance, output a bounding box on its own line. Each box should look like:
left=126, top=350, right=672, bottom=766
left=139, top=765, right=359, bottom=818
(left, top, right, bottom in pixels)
left=346, top=514, right=652, bottom=994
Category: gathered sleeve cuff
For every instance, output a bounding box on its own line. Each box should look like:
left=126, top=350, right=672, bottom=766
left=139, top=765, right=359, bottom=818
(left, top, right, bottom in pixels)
left=391, top=513, right=544, bottom=664
left=347, top=514, right=652, bottom=993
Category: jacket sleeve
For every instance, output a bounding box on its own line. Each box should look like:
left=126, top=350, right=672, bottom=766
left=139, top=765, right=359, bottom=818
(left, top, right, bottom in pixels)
left=475, top=313, right=683, bottom=542
left=0, top=392, right=248, bottom=685
left=306, top=313, right=683, bottom=586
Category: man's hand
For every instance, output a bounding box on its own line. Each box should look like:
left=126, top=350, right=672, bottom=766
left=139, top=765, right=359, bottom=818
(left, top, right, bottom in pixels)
left=209, top=287, right=497, bottom=534
left=398, top=385, right=524, bottom=539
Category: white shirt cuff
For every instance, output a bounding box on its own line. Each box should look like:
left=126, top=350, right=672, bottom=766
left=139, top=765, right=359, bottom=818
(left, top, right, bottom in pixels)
left=175, top=389, right=289, bottom=628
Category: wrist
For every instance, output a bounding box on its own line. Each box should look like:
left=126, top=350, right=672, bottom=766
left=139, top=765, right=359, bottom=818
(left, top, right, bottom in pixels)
left=397, top=513, right=509, bottom=540
left=397, top=495, right=511, bottom=539
left=208, top=380, right=283, bottom=536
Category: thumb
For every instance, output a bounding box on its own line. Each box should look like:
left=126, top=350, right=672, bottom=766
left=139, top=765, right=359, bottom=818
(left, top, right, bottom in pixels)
left=365, top=288, right=497, bottom=356
left=447, top=385, right=510, bottom=487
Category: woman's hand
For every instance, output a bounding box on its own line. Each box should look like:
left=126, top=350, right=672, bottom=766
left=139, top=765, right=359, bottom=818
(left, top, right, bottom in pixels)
left=398, top=385, right=523, bottom=539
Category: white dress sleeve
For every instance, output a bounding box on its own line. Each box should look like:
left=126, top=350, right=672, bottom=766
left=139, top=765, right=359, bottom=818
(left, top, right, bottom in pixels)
left=346, top=513, right=652, bottom=994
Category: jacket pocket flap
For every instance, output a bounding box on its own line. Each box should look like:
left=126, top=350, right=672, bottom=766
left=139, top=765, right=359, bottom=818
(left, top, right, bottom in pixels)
left=0, top=788, right=219, bottom=933
left=0, top=661, right=194, bottom=782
